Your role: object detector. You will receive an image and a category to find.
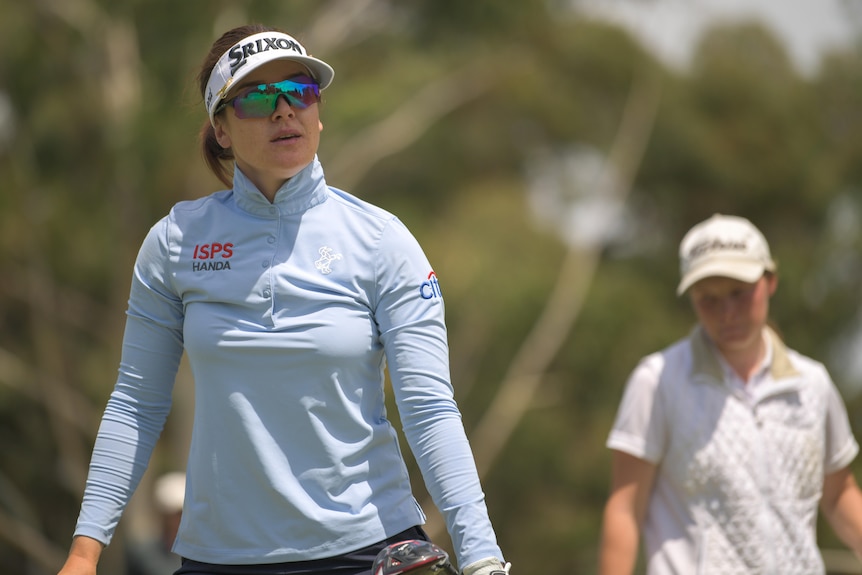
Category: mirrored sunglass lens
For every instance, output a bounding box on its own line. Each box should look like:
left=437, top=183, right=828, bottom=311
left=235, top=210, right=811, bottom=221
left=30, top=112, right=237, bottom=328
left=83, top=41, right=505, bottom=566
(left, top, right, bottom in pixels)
left=233, top=91, right=278, bottom=118
left=231, top=78, right=320, bottom=118
left=274, top=79, right=320, bottom=108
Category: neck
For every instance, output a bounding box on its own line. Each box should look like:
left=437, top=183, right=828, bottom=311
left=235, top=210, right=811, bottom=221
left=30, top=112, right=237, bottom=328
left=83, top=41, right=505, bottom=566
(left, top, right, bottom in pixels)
left=256, top=176, right=286, bottom=203
left=234, top=162, right=304, bottom=203
left=719, top=335, right=766, bottom=382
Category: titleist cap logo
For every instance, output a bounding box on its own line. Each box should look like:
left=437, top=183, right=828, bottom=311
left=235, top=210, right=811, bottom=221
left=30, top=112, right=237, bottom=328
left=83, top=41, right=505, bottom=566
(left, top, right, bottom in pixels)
left=686, top=238, right=748, bottom=260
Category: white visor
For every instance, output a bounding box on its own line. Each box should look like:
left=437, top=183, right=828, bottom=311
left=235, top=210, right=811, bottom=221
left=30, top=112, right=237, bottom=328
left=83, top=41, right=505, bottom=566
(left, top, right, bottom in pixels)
left=205, top=31, right=334, bottom=125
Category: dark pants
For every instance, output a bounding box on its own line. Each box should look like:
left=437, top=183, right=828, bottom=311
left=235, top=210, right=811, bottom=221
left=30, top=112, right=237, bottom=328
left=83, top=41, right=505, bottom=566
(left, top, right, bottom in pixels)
left=173, top=526, right=430, bottom=575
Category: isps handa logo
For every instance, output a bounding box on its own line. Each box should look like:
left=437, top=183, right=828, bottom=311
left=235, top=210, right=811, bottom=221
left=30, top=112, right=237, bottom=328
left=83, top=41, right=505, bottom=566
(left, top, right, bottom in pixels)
left=192, top=242, right=234, bottom=272
left=419, top=271, right=442, bottom=300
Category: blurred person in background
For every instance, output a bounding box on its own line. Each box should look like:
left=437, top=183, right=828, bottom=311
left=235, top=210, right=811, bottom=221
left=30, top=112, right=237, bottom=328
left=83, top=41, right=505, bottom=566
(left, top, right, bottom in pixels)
left=598, top=214, right=862, bottom=574
left=56, top=23, right=508, bottom=575
left=125, top=472, right=185, bottom=575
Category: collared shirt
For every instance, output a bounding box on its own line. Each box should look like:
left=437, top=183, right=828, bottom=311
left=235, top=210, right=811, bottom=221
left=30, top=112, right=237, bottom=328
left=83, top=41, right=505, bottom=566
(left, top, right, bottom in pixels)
left=607, top=325, right=858, bottom=575
left=714, top=331, right=772, bottom=403
left=73, top=158, right=501, bottom=568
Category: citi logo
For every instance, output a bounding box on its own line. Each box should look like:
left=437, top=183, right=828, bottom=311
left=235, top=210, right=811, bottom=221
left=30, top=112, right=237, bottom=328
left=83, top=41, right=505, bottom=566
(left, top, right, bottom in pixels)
left=192, top=242, right=234, bottom=272
left=419, top=271, right=442, bottom=300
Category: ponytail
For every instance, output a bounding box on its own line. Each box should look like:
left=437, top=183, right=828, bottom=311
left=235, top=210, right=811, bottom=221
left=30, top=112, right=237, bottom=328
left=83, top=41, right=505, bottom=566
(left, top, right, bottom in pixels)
left=199, top=120, right=234, bottom=188
left=196, top=24, right=278, bottom=188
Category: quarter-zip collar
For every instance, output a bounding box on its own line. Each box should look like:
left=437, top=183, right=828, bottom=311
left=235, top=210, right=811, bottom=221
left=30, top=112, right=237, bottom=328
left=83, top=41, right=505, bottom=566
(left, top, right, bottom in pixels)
left=232, top=155, right=329, bottom=217
left=690, top=324, right=800, bottom=386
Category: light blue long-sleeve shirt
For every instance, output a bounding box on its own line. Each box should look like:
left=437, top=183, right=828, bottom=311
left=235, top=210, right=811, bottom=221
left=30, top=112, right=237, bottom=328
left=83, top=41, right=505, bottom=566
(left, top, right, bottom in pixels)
left=74, top=157, right=502, bottom=568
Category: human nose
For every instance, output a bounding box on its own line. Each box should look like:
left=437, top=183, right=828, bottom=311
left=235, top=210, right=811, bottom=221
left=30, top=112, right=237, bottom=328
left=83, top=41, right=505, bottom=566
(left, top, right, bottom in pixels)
left=717, top=296, right=739, bottom=319
left=272, top=94, right=296, bottom=118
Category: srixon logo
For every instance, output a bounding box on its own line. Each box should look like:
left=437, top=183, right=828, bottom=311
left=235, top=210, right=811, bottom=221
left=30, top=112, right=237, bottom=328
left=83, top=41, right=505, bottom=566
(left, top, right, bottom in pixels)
left=229, top=37, right=303, bottom=74
left=419, top=271, right=442, bottom=300
left=192, top=242, right=234, bottom=272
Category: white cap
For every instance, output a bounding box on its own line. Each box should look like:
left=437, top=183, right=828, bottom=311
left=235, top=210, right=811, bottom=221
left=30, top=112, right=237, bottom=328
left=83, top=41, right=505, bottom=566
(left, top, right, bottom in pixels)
left=677, top=214, right=776, bottom=295
left=205, top=31, right=334, bottom=125
left=153, top=471, right=186, bottom=514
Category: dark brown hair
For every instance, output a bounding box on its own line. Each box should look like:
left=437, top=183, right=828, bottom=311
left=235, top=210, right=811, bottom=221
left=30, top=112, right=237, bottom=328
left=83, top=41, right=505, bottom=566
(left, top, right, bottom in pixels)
left=197, top=24, right=282, bottom=187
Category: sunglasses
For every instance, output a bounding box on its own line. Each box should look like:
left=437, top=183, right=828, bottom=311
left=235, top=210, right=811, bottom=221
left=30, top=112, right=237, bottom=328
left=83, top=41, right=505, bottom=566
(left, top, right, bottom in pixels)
left=215, top=75, right=321, bottom=119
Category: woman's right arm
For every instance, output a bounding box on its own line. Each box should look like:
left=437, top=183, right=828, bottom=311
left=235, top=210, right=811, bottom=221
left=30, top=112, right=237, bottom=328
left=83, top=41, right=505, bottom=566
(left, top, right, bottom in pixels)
left=57, top=536, right=103, bottom=575
left=598, top=450, right=657, bottom=575
left=58, top=218, right=185, bottom=574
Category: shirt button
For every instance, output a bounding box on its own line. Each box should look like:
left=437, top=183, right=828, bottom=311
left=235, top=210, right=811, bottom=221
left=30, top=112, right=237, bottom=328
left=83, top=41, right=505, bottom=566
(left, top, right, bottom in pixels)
left=267, top=236, right=276, bottom=244
left=262, top=261, right=270, bottom=268
left=269, top=207, right=277, bottom=215
left=263, top=289, right=271, bottom=298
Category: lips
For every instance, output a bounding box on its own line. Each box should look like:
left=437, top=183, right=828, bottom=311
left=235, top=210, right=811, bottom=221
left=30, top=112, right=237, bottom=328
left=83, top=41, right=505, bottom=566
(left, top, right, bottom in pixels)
left=271, top=130, right=301, bottom=142
left=718, top=324, right=750, bottom=341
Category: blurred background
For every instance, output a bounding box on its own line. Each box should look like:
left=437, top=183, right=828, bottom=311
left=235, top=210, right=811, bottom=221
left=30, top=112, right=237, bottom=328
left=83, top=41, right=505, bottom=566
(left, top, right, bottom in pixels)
left=1, top=0, right=862, bottom=573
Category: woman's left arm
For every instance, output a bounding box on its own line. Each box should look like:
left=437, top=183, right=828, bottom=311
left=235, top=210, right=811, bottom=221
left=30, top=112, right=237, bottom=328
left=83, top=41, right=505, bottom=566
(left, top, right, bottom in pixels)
left=373, top=217, right=504, bottom=571
left=821, top=467, right=862, bottom=562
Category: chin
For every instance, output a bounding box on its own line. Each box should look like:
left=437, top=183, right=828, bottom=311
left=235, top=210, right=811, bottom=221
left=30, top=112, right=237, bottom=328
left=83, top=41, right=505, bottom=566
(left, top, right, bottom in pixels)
left=717, top=331, right=756, bottom=350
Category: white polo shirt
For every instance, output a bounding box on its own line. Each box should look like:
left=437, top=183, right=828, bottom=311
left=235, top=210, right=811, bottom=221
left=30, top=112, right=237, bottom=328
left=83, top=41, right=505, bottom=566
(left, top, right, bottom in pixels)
left=608, top=326, right=858, bottom=575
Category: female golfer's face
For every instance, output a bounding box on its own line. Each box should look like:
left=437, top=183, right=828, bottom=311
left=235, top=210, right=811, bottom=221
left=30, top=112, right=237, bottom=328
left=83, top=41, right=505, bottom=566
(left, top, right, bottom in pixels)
left=214, top=60, right=323, bottom=199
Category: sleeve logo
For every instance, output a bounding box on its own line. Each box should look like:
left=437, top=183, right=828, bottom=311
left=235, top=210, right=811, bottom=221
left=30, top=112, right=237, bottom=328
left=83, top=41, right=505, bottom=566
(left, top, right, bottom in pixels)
left=419, top=271, right=442, bottom=300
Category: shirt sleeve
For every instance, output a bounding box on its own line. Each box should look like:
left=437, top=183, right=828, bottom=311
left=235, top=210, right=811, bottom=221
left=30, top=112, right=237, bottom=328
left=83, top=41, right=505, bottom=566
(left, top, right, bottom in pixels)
left=607, top=353, right=668, bottom=465
left=74, top=217, right=184, bottom=545
left=372, top=217, right=503, bottom=568
left=822, top=368, right=859, bottom=474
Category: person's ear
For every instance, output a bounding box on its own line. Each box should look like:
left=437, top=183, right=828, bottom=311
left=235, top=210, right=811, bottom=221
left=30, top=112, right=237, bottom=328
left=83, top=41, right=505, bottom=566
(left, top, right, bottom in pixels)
left=214, top=118, right=232, bottom=149
left=766, top=273, right=778, bottom=296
